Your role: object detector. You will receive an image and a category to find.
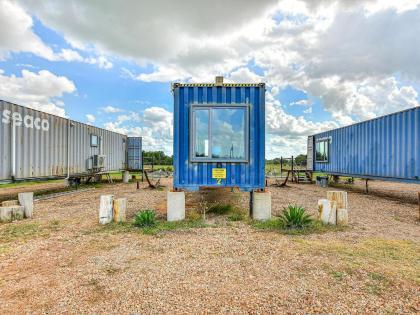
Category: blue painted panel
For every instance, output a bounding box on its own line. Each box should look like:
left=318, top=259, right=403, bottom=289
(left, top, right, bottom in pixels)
left=173, top=83, right=266, bottom=191
left=311, top=107, right=420, bottom=183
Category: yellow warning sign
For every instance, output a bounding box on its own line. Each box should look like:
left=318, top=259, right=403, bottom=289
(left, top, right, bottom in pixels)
left=212, top=168, right=226, bottom=179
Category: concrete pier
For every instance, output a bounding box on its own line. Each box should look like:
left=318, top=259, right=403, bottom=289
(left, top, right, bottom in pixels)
left=252, top=191, right=272, bottom=221
left=113, top=198, right=127, bottom=222
left=18, top=192, right=34, bottom=218
left=123, top=171, right=130, bottom=183
left=167, top=191, right=185, bottom=221
left=99, top=195, right=114, bottom=224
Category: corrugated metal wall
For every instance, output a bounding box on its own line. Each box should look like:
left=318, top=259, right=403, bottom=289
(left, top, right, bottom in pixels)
left=173, top=84, right=265, bottom=191
left=311, top=107, right=420, bottom=183
left=1, top=100, right=127, bottom=180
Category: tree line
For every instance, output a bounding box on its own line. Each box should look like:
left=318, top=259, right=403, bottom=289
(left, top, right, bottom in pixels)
left=142, top=151, right=307, bottom=166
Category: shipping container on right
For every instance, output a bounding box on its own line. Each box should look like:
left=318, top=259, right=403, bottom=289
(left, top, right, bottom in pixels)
left=307, top=107, right=420, bottom=183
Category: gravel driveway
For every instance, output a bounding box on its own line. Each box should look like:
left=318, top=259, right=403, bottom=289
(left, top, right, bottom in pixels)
left=0, top=179, right=419, bottom=314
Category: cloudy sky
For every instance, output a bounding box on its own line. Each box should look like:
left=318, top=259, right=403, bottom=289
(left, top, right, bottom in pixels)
left=0, top=0, right=419, bottom=158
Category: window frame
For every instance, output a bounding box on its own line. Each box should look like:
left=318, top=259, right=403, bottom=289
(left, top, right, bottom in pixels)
left=90, top=134, right=99, bottom=147
left=189, top=103, right=250, bottom=163
left=315, top=138, right=330, bottom=163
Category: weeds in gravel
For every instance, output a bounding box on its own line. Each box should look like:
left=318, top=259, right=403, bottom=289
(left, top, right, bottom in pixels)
left=366, top=272, right=389, bottom=295
left=331, top=271, right=346, bottom=280
left=134, top=210, right=156, bottom=228
left=141, top=219, right=208, bottom=235
left=0, top=223, right=47, bottom=243
left=251, top=216, right=342, bottom=235
left=295, top=238, right=419, bottom=282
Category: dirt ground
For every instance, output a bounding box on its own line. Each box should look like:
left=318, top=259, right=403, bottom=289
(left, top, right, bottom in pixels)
left=0, top=178, right=419, bottom=314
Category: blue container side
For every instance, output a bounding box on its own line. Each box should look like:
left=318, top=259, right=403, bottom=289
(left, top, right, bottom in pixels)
left=311, top=107, right=420, bottom=183
left=173, top=85, right=265, bottom=191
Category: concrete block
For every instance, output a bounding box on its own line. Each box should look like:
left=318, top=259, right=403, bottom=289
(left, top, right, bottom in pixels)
left=0, top=207, right=13, bottom=222
left=18, top=192, right=34, bottom=218
left=99, top=195, right=114, bottom=224
left=167, top=191, right=185, bottom=221
left=327, top=191, right=348, bottom=210
left=337, top=208, right=348, bottom=226
left=113, top=198, right=127, bottom=222
left=1, top=200, right=19, bottom=207
left=123, top=171, right=130, bottom=183
left=252, top=191, right=271, bottom=221
left=318, top=199, right=336, bottom=225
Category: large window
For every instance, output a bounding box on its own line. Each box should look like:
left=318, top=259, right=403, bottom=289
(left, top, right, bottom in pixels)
left=315, top=139, right=329, bottom=162
left=191, top=105, right=249, bottom=162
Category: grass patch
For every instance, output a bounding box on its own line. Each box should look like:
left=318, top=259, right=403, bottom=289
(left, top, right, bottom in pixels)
left=250, top=218, right=345, bottom=235
left=140, top=219, right=208, bottom=235
left=94, top=218, right=208, bottom=236
left=227, top=212, right=246, bottom=221
left=331, top=271, right=346, bottom=281
left=0, top=222, right=46, bottom=243
left=294, top=238, right=420, bottom=282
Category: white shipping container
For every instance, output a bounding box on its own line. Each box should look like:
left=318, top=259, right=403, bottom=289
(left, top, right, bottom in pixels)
left=0, top=100, right=128, bottom=181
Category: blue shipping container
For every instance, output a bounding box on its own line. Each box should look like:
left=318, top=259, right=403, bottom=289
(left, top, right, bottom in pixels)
left=307, top=107, right=420, bottom=183
left=127, top=137, right=142, bottom=171
left=172, top=78, right=266, bottom=191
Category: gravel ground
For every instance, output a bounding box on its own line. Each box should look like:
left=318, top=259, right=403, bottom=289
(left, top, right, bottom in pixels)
left=0, top=178, right=419, bottom=314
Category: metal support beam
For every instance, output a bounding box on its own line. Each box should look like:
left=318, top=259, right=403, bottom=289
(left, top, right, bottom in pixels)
left=249, top=191, right=254, bottom=217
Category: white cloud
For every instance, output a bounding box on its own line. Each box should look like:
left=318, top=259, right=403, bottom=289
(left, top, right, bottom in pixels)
left=0, top=69, right=76, bottom=116
left=85, top=56, right=113, bottom=69
left=226, top=67, right=263, bottom=83
left=86, top=114, right=95, bottom=124
left=9, top=0, right=420, bottom=157
left=104, top=106, right=173, bottom=153
left=101, top=105, right=123, bottom=113
left=290, top=99, right=312, bottom=106
left=0, top=0, right=55, bottom=60
left=57, top=48, right=83, bottom=62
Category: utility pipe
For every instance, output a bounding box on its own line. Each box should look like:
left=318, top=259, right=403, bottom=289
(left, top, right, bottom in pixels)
left=11, top=118, right=16, bottom=180
left=65, top=119, right=71, bottom=180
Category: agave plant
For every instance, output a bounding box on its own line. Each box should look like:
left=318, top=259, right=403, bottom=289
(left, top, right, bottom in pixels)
left=279, top=205, right=312, bottom=229
left=134, top=209, right=156, bottom=228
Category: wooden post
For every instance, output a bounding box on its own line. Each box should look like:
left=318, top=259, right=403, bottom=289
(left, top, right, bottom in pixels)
left=418, top=192, right=420, bottom=220
left=365, top=179, right=369, bottom=194
left=280, top=157, right=283, bottom=173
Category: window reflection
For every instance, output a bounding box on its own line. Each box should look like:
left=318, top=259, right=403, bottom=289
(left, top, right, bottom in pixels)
left=211, top=108, right=246, bottom=159
left=316, top=140, right=329, bottom=162
left=194, top=109, right=209, bottom=157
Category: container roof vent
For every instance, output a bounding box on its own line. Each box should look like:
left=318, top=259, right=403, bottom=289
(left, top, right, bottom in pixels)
left=215, top=76, right=224, bottom=86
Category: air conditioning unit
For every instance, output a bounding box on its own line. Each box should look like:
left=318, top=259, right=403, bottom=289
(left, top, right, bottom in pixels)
left=92, top=155, right=106, bottom=169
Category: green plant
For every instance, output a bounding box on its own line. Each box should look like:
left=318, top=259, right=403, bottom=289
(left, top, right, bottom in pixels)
left=227, top=208, right=246, bottom=221
left=278, top=205, right=312, bottom=229
left=227, top=212, right=245, bottom=221
left=134, top=210, right=156, bottom=228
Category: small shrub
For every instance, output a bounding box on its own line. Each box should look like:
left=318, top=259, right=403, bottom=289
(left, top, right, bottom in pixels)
left=208, top=203, right=234, bottom=215
left=279, top=205, right=312, bottom=229
left=134, top=210, right=156, bottom=228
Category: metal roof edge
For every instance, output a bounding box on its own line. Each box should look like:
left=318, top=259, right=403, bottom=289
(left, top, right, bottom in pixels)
left=171, top=82, right=265, bottom=89
left=309, top=105, right=420, bottom=137
left=0, top=99, right=128, bottom=137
